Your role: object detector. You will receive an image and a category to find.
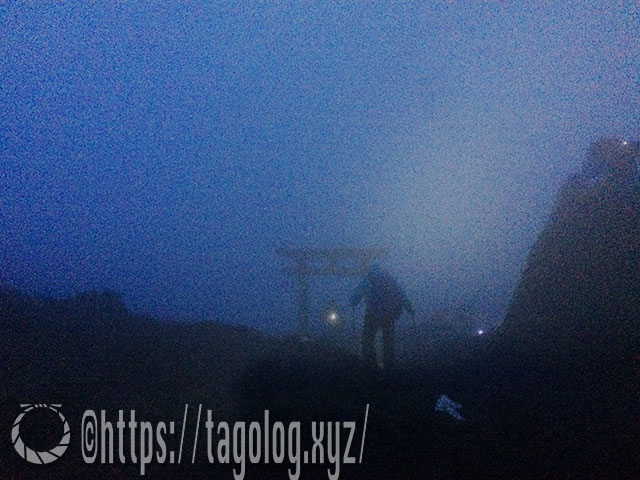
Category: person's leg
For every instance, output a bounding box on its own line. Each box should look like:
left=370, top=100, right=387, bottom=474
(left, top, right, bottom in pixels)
left=381, top=317, right=395, bottom=370
left=361, top=312, right=378, bottom=368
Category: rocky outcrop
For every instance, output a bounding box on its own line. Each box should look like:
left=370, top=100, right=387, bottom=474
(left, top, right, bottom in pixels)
left=500, top=138, right=640, bottom=365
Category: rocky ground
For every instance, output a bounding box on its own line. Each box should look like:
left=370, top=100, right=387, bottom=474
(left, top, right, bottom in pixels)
left=1, top=287, right=637, bottom=479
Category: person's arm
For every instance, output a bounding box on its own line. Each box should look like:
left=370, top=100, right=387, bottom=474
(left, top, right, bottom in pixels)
left=398, top=283, right=415, bottom=319
left=350, top=278, right=370, bottom=309
left=397, top=282, right=412, bottom=313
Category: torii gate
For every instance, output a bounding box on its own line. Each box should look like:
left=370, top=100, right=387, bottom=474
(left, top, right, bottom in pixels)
left=277, top=247, right=389, bottom=336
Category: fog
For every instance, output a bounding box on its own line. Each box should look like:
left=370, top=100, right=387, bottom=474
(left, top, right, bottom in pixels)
left=1, top=2, right=638, bottom=331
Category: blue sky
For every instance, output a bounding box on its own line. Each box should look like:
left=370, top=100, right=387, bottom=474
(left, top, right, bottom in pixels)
left=1, top=2, right=638, bottom=331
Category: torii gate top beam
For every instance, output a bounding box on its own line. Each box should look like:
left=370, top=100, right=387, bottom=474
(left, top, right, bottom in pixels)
left=277, top=247, right=389, bottom=261
left=276, top=247, right=389, bottom=276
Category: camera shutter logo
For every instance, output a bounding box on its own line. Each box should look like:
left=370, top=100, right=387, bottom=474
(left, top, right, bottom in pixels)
left=12, top=404, right=70, bottom=464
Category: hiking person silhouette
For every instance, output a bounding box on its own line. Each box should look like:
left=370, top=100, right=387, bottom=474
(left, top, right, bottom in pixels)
left=351, top=263, right=415, bottom=369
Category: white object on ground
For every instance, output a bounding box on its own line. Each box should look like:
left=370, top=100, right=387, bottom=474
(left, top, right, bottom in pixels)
left=435, top=394, right=465, bottom=421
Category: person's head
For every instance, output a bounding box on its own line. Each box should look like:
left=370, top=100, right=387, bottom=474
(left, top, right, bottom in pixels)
left=367, top=261, right=390, bottom=281
left=583, top=137, right=640, bottom=180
